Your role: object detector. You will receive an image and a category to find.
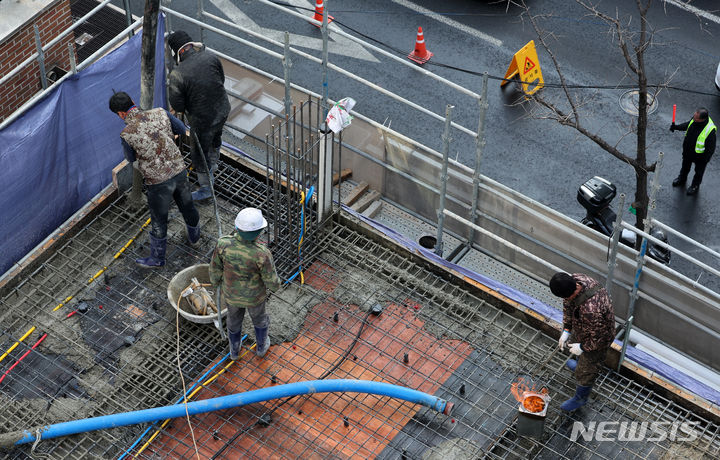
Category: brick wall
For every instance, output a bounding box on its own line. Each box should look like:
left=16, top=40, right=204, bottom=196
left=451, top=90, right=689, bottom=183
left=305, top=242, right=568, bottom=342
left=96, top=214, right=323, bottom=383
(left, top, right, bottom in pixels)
left=0, top=0, right=76, bottom=122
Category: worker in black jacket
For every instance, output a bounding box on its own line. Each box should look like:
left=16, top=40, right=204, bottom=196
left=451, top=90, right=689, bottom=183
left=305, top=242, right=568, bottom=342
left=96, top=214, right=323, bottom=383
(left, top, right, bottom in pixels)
left=670, top=107, right=716, bottom=196
left=168, top=30, right=231, bottom=201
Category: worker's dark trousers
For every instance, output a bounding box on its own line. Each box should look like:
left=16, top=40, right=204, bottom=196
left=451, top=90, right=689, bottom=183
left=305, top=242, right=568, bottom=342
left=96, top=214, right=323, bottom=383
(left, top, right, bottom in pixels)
left=146, top=171, right=200, bottom=239
left=226, top=301, right=269, bottom=335
left=575, top=348, right=608, bottom=387
left=678, top=153, right=713, bottom=187
left=191, top=120, right=226, bottom=174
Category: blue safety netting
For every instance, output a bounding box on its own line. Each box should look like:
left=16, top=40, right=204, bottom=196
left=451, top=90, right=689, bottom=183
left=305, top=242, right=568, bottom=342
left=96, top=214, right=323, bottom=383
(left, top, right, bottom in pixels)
left=0, top=17, right=167, bottom=277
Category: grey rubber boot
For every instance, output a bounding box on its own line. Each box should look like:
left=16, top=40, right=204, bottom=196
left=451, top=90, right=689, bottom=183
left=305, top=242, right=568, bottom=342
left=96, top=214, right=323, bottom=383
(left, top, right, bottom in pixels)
left=229, top=330, right=243, bottom=361
left=254, top=326, right=270, bottom=358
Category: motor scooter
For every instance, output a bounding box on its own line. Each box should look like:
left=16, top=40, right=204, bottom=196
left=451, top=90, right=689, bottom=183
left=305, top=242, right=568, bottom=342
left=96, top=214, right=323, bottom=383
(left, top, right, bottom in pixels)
left=577, top=176, right=671, bottom=264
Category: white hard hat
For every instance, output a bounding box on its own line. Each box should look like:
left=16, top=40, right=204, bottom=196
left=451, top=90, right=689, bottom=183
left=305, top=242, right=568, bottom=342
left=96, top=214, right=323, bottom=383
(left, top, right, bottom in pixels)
left=234, top=207, right=267, bottom=232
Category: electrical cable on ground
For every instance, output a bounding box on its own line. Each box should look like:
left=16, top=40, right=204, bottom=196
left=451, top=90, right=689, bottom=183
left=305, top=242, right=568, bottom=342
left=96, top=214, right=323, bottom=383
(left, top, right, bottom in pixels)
left=175, top=290, right=201, bottom=460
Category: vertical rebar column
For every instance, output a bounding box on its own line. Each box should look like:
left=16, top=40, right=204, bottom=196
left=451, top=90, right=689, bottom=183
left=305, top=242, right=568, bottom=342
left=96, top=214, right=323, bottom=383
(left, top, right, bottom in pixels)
left=434, top=105, right=454, bottom=257
left=321, top=1, right=329, bottom=115
left=605, top=193, right=626, bottom=292
left=467, top=73, right=489, bottom=246
left=33, top=25, right=48, bottom=90
left=618, top=152, right=663, bottom=370
left=122, top=0, right=134, bottom=39
left=139, top=0, right=159, bottom=110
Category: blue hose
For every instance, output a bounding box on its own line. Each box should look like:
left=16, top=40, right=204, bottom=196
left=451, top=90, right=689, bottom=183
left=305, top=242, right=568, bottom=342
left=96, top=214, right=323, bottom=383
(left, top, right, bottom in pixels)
left=7, top=379, right=452, bottom=447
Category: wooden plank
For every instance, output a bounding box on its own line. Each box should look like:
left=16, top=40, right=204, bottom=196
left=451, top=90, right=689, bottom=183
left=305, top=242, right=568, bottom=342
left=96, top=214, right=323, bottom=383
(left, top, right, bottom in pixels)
left=352, top=190, right=381, bottom=213
left=343, top=181, right=369, bottom=206
left=332, top=168, right=352, bottom=185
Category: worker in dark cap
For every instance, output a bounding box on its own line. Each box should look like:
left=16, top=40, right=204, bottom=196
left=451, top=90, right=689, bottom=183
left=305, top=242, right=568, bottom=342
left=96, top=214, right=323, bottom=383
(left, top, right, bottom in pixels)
left=670, top=107, right=716, bottom=195
left=550, top=272, right=615, bottom=411
left=167, top=30, right=230, bottom=201
left=108, top=91, right=201, bottom=267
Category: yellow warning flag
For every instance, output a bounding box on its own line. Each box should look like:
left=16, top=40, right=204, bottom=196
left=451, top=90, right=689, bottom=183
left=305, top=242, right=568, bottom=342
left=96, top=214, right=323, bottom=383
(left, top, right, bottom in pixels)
left=501, top=40, right=544, bottom=95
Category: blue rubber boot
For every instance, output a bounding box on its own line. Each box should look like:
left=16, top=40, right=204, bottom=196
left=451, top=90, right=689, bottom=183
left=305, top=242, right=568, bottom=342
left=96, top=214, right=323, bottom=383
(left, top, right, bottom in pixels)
left=135, top=235, right=166, bottom=268
left=192, top=173, right=212, bottom=201
left=192, top=186, right=212, bottom=201
left=566, top=359, right=577, bottom=371
left=186, top=224, right=201, bottom=245
left=561, top=385, right=592, bottom=411
left=229, top=330, right=243, bottom=361
left=254, top=326, right=270, bottom=358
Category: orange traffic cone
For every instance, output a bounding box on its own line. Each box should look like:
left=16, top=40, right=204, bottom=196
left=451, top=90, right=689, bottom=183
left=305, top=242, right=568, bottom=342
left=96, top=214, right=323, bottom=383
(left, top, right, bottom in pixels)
left=311, top=0, right=334, bottom=27
left=408, top=27, right=433, bottom=64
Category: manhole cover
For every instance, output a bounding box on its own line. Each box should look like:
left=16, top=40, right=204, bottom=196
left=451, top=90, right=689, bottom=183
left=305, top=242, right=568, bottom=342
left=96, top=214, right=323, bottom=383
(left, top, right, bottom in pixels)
left=619, top=90, right=658, bottom=115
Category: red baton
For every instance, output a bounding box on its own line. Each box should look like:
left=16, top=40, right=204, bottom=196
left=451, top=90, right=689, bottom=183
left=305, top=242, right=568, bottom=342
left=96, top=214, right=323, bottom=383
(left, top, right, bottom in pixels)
left=672, top=104, right=676, bottom=123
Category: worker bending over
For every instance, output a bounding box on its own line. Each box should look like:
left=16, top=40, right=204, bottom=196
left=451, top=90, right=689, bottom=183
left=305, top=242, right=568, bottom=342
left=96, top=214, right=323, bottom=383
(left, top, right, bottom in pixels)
left=108, top=91, right=200, bottom=268
left=209, top=208, right=280, bottom=360
left=550, top=272, right=615, bottom=411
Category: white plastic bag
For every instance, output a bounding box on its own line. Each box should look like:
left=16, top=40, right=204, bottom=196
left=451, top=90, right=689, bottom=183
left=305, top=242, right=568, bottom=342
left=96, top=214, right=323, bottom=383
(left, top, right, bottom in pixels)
left=325, top=97, right=356, bottom=133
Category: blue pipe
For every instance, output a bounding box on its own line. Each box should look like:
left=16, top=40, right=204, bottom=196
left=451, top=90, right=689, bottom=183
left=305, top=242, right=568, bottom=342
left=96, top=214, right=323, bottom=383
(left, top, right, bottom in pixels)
left=7, top=379, right=452, bottom=447
left=118, top=337, right=244, bottom=460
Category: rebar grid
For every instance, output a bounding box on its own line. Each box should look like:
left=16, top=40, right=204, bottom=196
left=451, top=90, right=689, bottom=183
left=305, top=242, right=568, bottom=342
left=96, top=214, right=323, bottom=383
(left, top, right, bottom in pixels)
left=132, top=223, right=719, bottom=459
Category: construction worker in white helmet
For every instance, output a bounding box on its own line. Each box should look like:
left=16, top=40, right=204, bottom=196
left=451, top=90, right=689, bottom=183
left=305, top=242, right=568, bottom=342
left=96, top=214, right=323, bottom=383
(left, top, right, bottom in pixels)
left=209, top=208, right=280, bottom=360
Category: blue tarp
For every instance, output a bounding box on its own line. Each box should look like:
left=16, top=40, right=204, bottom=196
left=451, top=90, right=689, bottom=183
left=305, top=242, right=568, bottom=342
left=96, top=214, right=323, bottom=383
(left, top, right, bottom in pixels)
left=0, top=17, right=166, bottom=276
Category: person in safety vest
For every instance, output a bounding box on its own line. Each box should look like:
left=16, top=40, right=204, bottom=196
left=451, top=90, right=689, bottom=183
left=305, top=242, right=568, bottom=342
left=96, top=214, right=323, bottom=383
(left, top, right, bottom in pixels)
left=209, top=208, right=280, bottom=360
left=670, top=107, right=716, bottom=195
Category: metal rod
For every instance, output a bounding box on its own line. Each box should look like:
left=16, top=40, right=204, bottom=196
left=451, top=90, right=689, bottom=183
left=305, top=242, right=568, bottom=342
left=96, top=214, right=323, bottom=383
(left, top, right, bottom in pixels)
left=33, top=25, right=48, bottom=90
left=321, top=1, right=329, bottom=115
left=443, top=209, right=564, bottom=273
left=618, top=152, right=663, bottom=370
left=68, top=42, right=77, bottom=74
left=467, top=72, right=489, bottom=245
left=253, top=0, right=481, bottom=99
left=605, top=193, right=625, bottom=292
left=190, top=10, right=477, bottom=136
left=283, top=32, right=292, bottom=118
left=122, top=0, right=134, bottom=39
left=197, top=0, right=206, bottom=42
left=0, top=0, right=117, bottom=88
left=435, top=105, right=454, bottom=256
left=0, top=18, right=144, bottom=130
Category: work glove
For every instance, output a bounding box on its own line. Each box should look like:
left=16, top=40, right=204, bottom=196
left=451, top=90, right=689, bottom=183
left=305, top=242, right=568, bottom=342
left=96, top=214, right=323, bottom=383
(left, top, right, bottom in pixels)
left=669, top=123, right=677, bottom=132
left=568, top=343, right=583, bottom=356
left=558, top=330, right=570, bottom=351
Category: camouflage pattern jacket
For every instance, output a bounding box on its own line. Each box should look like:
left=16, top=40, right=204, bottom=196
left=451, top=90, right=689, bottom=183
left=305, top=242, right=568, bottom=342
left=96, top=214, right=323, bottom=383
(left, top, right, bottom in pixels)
left=209, top=234, right=281, bottom=309
left=120, top=108, right=186, bottom=185
left=562, top=273, right=615, bottom=352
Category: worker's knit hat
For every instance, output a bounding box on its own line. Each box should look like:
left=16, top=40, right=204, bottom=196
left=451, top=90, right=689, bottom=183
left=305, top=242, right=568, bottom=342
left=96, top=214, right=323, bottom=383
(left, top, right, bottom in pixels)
left=168, top=30, right=193, bottom=54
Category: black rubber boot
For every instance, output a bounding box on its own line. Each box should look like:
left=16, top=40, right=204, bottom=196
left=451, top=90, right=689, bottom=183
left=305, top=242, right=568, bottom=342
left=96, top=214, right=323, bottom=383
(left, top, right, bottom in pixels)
left=135, top=235, right=166, bottom=268
left=229, top=330, right=243, bottom=361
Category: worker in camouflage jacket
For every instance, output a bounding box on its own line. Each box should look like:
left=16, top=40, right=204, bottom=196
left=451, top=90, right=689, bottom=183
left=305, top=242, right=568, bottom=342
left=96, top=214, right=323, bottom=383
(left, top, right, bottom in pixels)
left=209, top=208, right=280, bottom=360
left=108, top=91, right=200, bottom=268
left=550, top=272, right=615, bottom=411
left=167, top=30, right=230, bottom=202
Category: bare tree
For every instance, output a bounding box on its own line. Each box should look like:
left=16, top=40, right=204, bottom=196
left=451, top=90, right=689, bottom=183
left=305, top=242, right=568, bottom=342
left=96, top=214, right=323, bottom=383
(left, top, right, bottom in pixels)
left=519, top=0, right=659, bottom=234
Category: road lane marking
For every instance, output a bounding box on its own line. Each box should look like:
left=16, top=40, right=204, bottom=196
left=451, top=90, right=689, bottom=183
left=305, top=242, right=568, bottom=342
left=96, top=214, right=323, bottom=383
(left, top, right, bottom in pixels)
left=210, top=0, right=380, bottom=63
left=390, top=0, right=503, bottom=47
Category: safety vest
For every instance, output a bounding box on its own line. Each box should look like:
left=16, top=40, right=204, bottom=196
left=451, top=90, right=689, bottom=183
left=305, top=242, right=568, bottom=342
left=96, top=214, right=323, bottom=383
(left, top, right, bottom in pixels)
left=686, top=117, right=717, bottom=154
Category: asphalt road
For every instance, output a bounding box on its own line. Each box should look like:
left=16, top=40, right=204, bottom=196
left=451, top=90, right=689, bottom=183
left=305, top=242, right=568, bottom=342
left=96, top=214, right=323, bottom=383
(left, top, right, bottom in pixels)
left=128, top=0, right=720, bottom=286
